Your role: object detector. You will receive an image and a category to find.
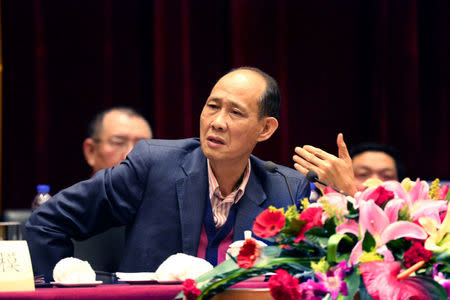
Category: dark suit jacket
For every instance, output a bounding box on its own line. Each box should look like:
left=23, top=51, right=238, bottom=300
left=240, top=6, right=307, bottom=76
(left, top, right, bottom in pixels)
left=26, top=138, right=310, bottom=280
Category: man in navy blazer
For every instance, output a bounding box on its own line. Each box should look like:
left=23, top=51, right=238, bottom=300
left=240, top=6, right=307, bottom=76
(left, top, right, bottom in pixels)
left=26, top=67, right=311, bottom=281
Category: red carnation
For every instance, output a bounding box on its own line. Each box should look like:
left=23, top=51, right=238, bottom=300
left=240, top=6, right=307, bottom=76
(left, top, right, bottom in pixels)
left=370, top=186, right=395, bottom=206
left=403, top=242, right=433, bottom=268
left=294, top=207, right=323, bottom=243
left=268, top=269, right=301, bottom=300
left=253, top=208, right=286, bottom=238
left=182, top=278, right=201, bottom=300
left=237, top=238, right=260, bottom=269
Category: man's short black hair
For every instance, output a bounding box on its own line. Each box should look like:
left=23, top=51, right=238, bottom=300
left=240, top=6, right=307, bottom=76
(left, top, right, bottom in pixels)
left=230, top=66, right=281, bottom=119
left=349, top=143, right=405, bottom=180
left=87, top=106, right=148, bottom=139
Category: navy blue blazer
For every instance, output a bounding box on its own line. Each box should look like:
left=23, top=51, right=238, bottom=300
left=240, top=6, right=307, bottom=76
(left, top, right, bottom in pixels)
left=26, top=138, right=310, bottom=280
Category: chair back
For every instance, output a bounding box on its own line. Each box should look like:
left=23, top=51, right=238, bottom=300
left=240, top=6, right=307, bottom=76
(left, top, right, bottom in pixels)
left=72, top=226, right=125, bottom=274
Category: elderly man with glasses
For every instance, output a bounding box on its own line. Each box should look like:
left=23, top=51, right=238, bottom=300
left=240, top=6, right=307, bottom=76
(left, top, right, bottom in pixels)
left=83, top=107, right=153, bottom=175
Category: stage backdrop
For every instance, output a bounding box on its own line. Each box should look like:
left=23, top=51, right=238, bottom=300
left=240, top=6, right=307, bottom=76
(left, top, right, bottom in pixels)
left=2, top=0, right=449, bottom=209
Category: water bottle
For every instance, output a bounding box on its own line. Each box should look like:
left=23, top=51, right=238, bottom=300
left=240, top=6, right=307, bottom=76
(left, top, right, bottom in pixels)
left=31, top=184, right=52, bottom=211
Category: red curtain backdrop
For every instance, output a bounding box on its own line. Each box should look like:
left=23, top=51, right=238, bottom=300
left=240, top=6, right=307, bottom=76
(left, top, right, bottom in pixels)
left=2, top=0, right=449, bottom=209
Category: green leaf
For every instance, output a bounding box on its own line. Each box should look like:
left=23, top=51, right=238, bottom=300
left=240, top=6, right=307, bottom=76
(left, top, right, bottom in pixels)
left=195, top=259, right=238, bottom=288
left=347, top=200, right=354, bottom=211
left=305, top=226, right=329, bottom=237
left=362, top=231, right=376, bottom=252
left=260, top=245, right=282, bottom=258
left=345, top=200, right=359, bottom=220
left=337, top=253, right=350, bottom=262
left=175, top=260, right=240, bottom=299
left=386, top=238, right=410, bottom=259
left=408, top=276, right=449, bottom=300
left=324, top=217, right=337, bottom=234
left=344, top=213, right=359, bottom=220
left=281, top=218, right=305, bottom=236
left=327, top=233, right=353, bottom=263
left=304, top=230, right=329, bottom=249
left=446, top=189, right=450, bottom=200
left=284, top=241, right=326, bottom=257
left=343, top=270, right=360, bottom=300
left=435, top=260, right=450, bottom=273
left=386, top=238, right=409, bottom=251
left=347, top=200, right=358, bottom=214
left=197, top=257, right=316, bottom=300
left=358, top=278, right=375, bottom=300
left=397, top=206, right=411, bottom=221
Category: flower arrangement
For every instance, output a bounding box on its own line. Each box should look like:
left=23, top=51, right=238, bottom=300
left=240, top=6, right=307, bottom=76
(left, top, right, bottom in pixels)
left=180, top=178, right=450, bottom=300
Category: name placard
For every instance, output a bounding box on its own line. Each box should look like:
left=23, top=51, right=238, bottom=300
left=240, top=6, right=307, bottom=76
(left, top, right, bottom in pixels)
left=0, top=241, right=35, bottom=291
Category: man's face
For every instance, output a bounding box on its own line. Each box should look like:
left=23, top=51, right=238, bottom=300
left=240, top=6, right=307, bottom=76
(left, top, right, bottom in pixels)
left=85, top=110, right=152, bottom=173
left=352, top=151, right=398, bottom=191
left=200, top=70, right=273, bottom=167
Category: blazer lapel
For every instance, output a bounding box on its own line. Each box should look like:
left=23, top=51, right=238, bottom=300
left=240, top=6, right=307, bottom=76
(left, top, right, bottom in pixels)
left=176, top=147, right=207, bottom=256
left=233, top=165, right=267, bottom=241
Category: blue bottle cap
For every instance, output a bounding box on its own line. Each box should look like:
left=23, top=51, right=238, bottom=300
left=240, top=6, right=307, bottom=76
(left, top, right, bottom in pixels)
left=37, top=184, right=50, bottom=194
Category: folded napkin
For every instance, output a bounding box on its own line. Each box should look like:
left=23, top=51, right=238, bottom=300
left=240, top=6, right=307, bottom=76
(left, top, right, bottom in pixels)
left=155, top=253, right=213, bottom=281
left=53, top=257, right=96, bottom=283
left=115, top=272, right=157, bottom=281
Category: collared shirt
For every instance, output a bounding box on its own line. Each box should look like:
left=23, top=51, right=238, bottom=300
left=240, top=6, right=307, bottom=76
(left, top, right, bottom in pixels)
left=207, top=159, right=251, bottom=228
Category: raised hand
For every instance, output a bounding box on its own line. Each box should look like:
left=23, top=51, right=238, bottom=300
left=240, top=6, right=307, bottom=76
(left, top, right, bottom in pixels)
left=293, top=133, right=357, bottom=196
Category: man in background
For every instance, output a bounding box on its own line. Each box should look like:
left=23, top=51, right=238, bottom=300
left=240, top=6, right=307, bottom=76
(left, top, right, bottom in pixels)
left=349, top=142, right=403, bottom=191
left=76, top=107, right=152, bottom=276
left=83, top=107, right=153, bottom=175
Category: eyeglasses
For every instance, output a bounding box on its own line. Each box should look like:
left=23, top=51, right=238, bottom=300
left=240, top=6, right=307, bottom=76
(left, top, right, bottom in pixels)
left=93, top=136, right=139, bottom=152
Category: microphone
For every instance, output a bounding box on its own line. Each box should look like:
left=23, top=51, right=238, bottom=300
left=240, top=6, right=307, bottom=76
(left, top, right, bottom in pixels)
left=264, top=161, right=296, bottom=207
left=306, top=170, right=349, bottom=197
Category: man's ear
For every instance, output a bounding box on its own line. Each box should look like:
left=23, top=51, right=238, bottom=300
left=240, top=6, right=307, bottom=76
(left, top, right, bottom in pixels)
left=82, top=138, right=97, bottom=168
left=257, top=117, right=279, bottom=142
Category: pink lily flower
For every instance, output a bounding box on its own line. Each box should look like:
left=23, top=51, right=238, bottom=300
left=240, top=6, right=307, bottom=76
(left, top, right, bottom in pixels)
left=356, top=179, right=447, bottom=224
left=405, top=179, right=447, bottom=223
left=355, top=180, right=409, bottom=208
left=336, top=219, right=359, bottom=237
left=408, top=178, right=429, bottom=200
left=339, top=200, right=427, bottom=265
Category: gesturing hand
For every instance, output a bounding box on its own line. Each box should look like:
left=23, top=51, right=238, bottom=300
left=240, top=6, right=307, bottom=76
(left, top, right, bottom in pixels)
left=293, top=133, right=357, bottom=197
